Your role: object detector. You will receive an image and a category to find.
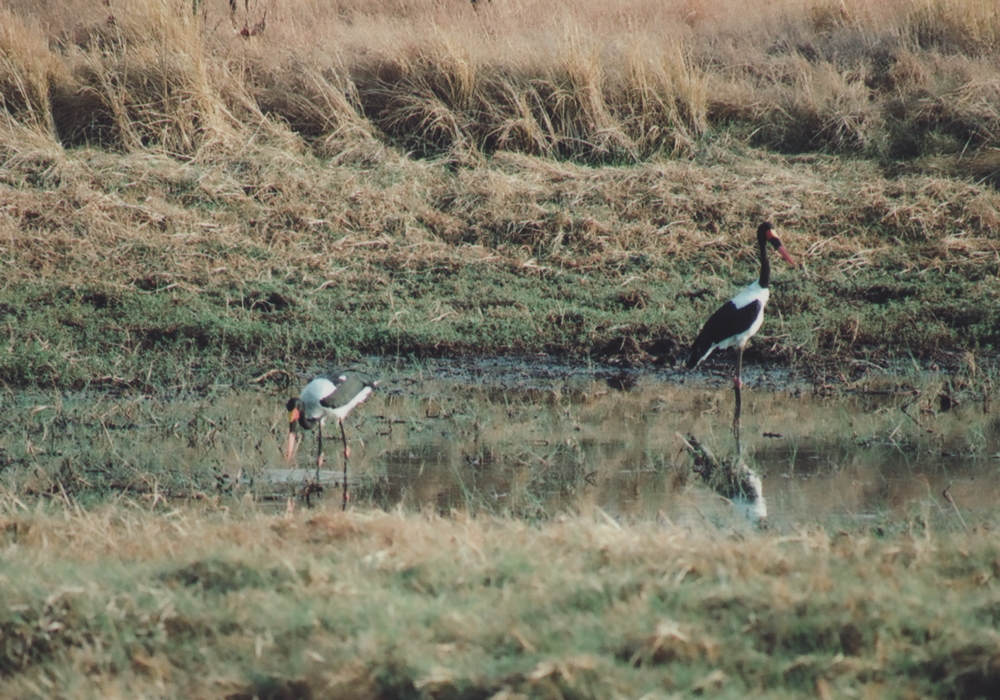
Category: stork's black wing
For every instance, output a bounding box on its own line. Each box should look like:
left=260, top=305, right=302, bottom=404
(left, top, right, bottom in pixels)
left=686, top=299, right=762, bottom=369
left=318, top=373, right=378, bottom=409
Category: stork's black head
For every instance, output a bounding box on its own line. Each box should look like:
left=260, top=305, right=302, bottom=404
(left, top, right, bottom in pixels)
left=286, top=397, right=307, bottom=431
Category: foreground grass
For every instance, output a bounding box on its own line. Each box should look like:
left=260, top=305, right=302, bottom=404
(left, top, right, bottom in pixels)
left=1, top=500, right=999, bottom=699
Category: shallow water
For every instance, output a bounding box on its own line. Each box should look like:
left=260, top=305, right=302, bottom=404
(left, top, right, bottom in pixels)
left=272, top=360, right=1000, bottom=530
left=6, top=359, right=998, bottom=530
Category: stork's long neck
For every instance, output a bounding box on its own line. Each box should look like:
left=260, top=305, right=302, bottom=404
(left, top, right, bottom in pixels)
left=758, top=238, right=771, bottom=289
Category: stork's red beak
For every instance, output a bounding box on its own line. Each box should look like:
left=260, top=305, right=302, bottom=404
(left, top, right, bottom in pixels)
left=285, top=408, right=300, bottom=461
left=776, top=245, right=795, bottom=266
left=766, top=229, right=796, bottom=266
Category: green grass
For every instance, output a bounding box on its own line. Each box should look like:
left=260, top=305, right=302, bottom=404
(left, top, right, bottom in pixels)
left=2, top=143, right=999, bottom=391
left=4, top=250, right=997, bottom=390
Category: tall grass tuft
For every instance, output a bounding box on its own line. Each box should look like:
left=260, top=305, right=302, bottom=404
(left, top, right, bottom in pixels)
left=0, top=9, right=63, bottom=137
left=49, top=2, right=238, bottom=154
left=4, top=0, right=999, bottom=162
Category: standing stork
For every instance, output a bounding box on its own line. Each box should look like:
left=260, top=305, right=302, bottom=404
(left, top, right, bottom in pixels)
left=285, top=373, right=377, bottom=509
left=686, top=222, right=795, bottom=452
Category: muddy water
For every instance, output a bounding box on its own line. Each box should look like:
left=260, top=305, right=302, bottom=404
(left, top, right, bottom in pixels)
left=8, top=359, right=999, bottom=529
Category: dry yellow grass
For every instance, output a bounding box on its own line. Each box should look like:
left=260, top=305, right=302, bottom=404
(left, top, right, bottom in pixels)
left=3, top=0, right=1000, bottom=162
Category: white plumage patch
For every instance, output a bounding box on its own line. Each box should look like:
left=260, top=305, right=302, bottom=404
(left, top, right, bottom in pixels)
left=330, top=385, right=373, bottom=420
left=300, top=377, right=338, bottom=421
left=713, top=281, right=769, bottom=352
left=299, top=376, right=373, bottom=424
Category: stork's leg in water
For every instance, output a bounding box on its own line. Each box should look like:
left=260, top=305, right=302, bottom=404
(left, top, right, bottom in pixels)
left=733, top=347, right=744, bottom=457
left=339, top=419, right=350, bottom=511
left=315, top=425, right=325, bottom=481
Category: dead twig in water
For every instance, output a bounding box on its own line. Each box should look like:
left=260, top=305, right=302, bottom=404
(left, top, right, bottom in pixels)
left=942, top=483, right=967, bottom=530
left=676, top=433, right=764, bottom=514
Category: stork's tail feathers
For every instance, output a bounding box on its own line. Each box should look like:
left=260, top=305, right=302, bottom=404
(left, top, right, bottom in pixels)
left=686, top=337, right=713, bottom=369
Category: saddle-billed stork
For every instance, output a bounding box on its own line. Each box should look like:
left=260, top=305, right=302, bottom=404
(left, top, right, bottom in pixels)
left=686, top=222, right=795, bottom=452
left=686, top=222, right=795, bottom=382
left=285, top=373, right=377, bottom=508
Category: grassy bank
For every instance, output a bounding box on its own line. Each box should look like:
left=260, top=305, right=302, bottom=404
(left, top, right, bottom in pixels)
left=2, top=144, right=999, bottom=390
left=1, top=0, right=999, bottom=391
left=2, top=500, right=999, bottom=699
